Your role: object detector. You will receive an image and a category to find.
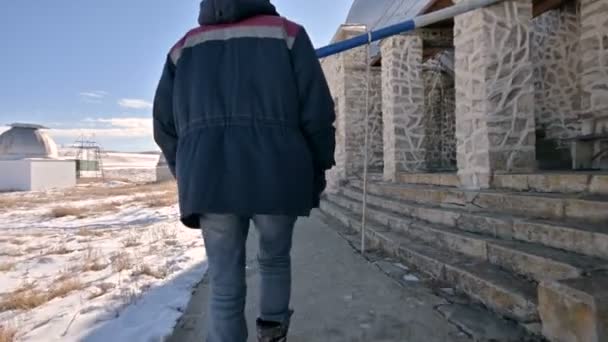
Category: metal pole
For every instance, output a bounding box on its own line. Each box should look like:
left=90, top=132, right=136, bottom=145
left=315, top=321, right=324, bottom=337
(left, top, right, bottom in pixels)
left=361, top=31, right=372, bottom=256
left=316, top=0, right=504, bottom=58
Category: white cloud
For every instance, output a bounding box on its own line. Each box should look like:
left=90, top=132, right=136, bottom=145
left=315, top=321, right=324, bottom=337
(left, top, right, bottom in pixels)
left=118, top=98, right=153, bottom=110
left=79, top=91, right=108, bottom=102
left=0, top=125, right=9, bottom=135
left=80, top=91, right=108, bottom=98
left=47, top=117, right=153, bottom=139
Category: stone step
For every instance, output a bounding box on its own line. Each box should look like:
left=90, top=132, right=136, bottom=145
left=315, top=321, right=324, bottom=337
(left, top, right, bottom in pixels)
left=349, top=179, right=608, bottom=225
left=340, top=186, right=608, bottom=260
left=392, top=172, right=608, bottom=195
left=319, top=199, right=539, bottom=323
left=492, top=173, right=608, bottom=195
left=395, top=173, right=460, bottom=187
left=328, top=193, right=606, bottom=282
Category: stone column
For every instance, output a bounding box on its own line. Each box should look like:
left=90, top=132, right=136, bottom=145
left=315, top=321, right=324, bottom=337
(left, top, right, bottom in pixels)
left=454, top=0, right=536, bottom=189
left=381, top=34, right=426, bottom=181
left=322, top=26, right=384, bottom=191
left=580, top=0, right=608, bottom=114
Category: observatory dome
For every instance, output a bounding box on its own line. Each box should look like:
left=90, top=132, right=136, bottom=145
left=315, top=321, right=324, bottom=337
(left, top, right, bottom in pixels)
left=0, top=123, right=59, bottom=160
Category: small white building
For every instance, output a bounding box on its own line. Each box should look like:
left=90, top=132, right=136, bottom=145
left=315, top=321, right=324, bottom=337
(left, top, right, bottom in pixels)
left=0, top=124, right=76, bottom=191
left=156, top=154, right=174, bottom=182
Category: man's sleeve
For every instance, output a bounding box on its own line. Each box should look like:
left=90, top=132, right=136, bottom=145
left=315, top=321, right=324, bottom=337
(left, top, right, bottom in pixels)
left=153, top=56, right=178, bottom=177
left=290, top=27, right=336, bottom=174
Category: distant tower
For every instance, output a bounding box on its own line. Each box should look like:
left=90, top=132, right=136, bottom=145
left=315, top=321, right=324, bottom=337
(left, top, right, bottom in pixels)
left=73, top=135, right=105, bottom=179
left=156, top=154, right=174, bottom=182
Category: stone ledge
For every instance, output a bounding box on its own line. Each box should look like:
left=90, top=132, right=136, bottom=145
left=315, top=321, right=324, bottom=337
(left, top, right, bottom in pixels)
left=330, top=191, right=608, bottom=283
left=590, top=176, right=608, bottom=194
left=539, top=272, right=608, bottom=342
left=350, top=179, right=608, bottom=224
left=342, top=184, right=608, bottom=260
left=493, top=173, right=608, bottom=195
left=396, top=172, right=460, bottom=187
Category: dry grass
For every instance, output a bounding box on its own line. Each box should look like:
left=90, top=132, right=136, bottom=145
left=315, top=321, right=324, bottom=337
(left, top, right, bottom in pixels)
left=164, top=239, right=179, bottom=247
left=76, top=228, right=107, bottom=238
left=132, top=264, right=168, bottom=280
left=48, top=278, right=83, bottom=299
left=0, top=198, right=19, bottom=211
left=0, top=180, right=176, bottom=211
left=0, top=282, right=47, bottom=312
left=89, top=201, right=121, bottom=213
left=0, top=181, right=177, bottom=221
left=0, top=262, right=16, bottom=272
left=0, top=276, right=84, bottom=313
left=159, top=226, right=177, bottom=240
left=144, top=195, right=177, bottom=208
left=0, top=325, right=17, bottom=342
left=25, top=245, right=45, bottom=253
left=121, top=235, right=141, bottom=248
left=81, top=248, right=108, bottom=272
left=50, top=202, right=121, bottom=219
left=147, top=244, right=160, bottom=254
left=7, top=239, right=25, bottom=246
left=111, top=252, right=132, bottom=273
left=54, top=269, right=75, bottom=283
left=44, top=246, right=74, bottom=256
left=0, top=249, right=22, bottom=258
left=50, top=207, right=87, bottom=219
left=88, top=282, right=116, bottom=300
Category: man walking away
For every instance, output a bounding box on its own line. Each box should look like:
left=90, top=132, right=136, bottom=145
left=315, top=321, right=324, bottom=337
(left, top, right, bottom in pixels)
left=153, top=0, right=336, bottom=341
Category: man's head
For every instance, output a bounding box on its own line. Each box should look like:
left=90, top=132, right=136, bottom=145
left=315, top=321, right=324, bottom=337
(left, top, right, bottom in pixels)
left=198, top=0, right=279, bottom=25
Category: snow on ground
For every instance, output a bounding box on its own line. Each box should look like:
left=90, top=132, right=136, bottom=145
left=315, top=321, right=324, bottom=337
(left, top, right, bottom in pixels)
left=102, top=152, right=160, bottom=170
left=102, top=152, right=159, bottom=183
left=0, top=168, right=207, bottom=341
left=103, top=168, right=156, bottom=184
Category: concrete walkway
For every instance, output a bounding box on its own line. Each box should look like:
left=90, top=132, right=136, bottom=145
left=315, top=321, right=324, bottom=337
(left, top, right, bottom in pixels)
left=168, top=212, right=471, bottom=342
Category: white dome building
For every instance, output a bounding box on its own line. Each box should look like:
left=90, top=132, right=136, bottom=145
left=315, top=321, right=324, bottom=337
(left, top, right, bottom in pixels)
left=156, top=154, right=174, bottom=182
left=0, top=124, right=76, bottom=191
left=0, top=124, right=59, bottom=160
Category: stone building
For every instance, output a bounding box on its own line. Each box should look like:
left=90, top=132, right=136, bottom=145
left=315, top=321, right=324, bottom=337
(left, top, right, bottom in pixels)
left=320, top=0, right=608, bottom=340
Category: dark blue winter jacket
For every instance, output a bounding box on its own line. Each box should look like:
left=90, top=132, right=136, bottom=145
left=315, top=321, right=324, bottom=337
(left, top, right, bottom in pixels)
left=153, top=0, right=336, bottom=228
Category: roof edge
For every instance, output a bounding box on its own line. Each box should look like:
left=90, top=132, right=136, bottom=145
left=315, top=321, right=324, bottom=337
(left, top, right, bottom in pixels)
left=8, top=123, right=48, bottom=130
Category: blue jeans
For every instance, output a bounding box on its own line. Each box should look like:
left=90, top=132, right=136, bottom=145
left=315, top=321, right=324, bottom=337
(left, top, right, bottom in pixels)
left=200, top=214, right=297, bottom=342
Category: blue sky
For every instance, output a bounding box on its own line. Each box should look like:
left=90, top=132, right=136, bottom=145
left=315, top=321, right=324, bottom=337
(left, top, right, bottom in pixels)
left=0, top=0, right=352, bottom=151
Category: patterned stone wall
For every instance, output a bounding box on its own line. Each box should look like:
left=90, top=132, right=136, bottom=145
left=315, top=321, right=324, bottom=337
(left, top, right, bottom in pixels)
left=580, top=0, right=608, bottom=115
left=368, top=68, right=384, bottom=173
left=454, top=0, right=536, bottom=189
left=423, top=57, right=457, bottom=171
left=532, top=4, right=581, bottom=141
left=381, top=34, right=426, bottom=181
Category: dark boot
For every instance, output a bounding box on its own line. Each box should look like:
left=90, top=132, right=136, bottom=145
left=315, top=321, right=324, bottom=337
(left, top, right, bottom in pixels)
left=256, top=319, right=289, bottom=342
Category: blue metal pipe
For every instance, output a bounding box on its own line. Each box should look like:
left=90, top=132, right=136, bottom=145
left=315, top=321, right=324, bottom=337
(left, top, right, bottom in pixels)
left=315, top=0, right=503, bottom=58
left=315, top=20, right=416, bottom=58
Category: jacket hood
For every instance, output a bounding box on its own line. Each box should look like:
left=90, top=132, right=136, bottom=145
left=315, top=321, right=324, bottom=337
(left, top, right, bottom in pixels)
left=198, top=0, right=279, bottom=25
